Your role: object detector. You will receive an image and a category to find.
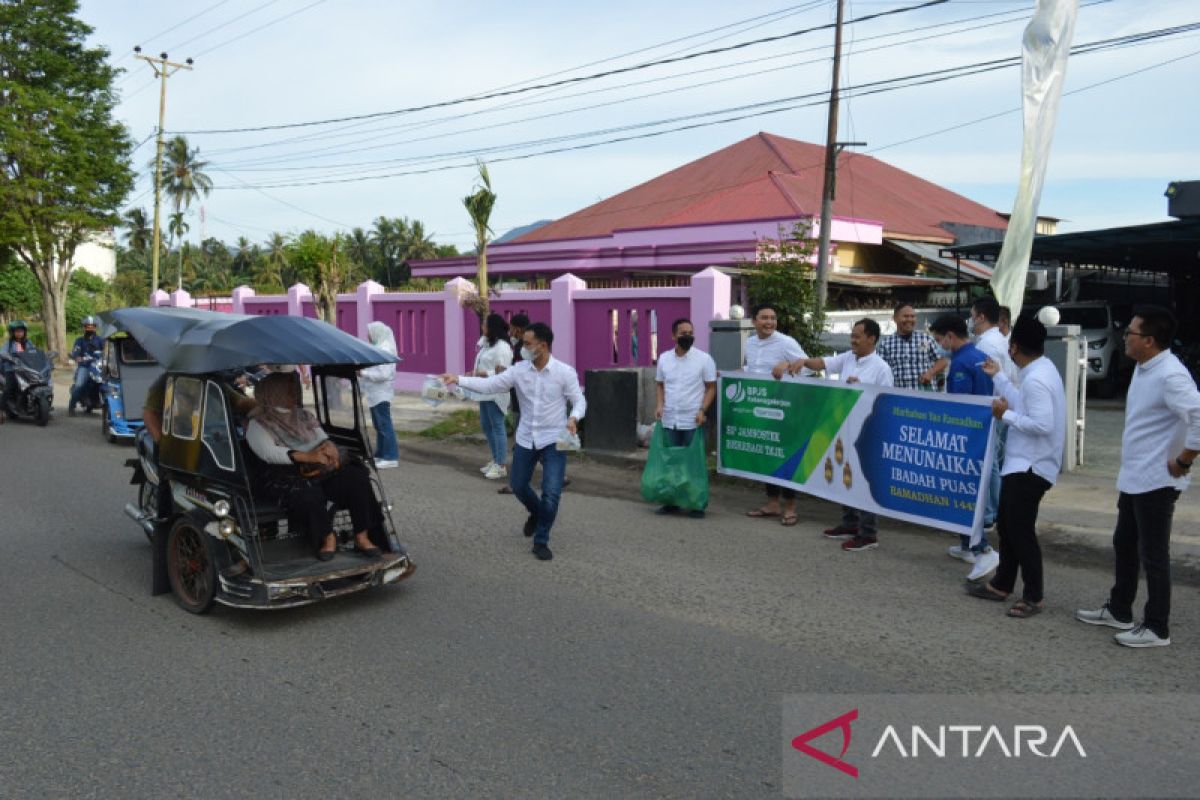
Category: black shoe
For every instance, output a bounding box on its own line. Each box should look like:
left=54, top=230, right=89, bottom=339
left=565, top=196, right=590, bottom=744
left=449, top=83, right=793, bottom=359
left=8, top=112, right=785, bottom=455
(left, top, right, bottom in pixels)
left=655, top=505, right=680, bottom=515
left=687, top=509, right=706, bottom=519
left=523, top=514, right=537, bottom=537
left=355, top=545, right=382, bottom=558
left=532, top=543, right=553, bottom=561
left=316, top=549, right=336, bottom=562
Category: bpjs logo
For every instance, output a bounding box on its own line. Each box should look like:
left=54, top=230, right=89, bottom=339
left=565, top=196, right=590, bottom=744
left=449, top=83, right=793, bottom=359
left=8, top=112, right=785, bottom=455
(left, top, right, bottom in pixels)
left=791, top=709, right=1087, bottom=779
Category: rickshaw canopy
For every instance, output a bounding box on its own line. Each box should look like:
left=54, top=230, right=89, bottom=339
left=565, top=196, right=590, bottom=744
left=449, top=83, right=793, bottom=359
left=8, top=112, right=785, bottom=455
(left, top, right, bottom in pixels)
left=99, top=307, right=400, bottom=373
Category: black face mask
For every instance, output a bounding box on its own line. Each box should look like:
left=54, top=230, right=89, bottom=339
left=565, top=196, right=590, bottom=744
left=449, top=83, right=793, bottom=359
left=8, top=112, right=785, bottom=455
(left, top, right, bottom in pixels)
left=676, top=334, right=695, bottom=351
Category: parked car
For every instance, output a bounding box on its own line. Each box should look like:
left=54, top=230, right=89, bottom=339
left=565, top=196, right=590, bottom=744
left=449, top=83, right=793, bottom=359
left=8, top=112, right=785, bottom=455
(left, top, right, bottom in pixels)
left=1051, top=301, right=1132, bottom=398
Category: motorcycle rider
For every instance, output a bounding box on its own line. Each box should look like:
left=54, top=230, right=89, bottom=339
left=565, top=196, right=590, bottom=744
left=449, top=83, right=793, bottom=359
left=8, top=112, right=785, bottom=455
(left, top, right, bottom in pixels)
left=1, top=321, right=38, bottom=421
left=68, top=316, right=104, bottom=416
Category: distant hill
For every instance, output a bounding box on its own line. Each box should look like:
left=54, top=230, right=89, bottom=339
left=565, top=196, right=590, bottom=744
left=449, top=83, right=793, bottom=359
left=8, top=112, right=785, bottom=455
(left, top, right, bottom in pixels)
left=493, top=220, right=553, bottom=244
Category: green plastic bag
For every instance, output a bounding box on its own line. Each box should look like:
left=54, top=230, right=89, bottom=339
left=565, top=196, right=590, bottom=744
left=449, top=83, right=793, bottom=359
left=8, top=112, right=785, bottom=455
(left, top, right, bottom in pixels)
left=640, top=423, right=709, bottom=510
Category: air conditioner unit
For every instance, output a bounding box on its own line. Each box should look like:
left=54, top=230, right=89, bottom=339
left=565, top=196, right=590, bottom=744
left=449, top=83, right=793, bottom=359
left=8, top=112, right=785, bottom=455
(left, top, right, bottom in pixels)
left=1026, top=270, right=1049, bottom=290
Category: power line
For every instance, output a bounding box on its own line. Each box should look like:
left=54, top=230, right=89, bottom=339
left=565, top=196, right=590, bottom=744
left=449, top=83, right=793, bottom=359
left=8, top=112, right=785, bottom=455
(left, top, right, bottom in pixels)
left=215, top=4, right=1071, bottom=171
left=170, top=0, right=951, bottom=135
left=192, top=0, right=330, bottom=58
left=211, top=23, right=1200, bottom=185
left=215, top=37, right=1200, bottom=192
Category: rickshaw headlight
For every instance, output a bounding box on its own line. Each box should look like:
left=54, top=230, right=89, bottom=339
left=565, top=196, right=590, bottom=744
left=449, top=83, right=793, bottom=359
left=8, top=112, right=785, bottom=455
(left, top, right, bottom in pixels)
left=214, top=499, right=231, bottom=518
left=218, top=518, right=236, bottom=536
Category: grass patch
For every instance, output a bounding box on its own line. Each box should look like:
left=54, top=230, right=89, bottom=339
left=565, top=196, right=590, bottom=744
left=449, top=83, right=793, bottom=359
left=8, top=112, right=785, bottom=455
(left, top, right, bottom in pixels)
left=419, top=408, right=480, bottom=440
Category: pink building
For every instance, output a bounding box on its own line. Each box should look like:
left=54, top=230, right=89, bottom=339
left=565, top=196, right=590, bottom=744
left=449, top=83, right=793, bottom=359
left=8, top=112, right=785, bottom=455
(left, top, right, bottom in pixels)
left=411, top=132, right=1000, bottom=306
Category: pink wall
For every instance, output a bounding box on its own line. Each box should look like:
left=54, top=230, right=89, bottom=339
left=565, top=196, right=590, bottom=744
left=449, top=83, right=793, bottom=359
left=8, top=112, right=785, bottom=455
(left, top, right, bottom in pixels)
left=373, top=297, right=445, bottom=376
left=573, top=294, right=691, bottom=372
left=335, top=299, right=358, bottom=335
left=242, top=298, right=288, bottom=316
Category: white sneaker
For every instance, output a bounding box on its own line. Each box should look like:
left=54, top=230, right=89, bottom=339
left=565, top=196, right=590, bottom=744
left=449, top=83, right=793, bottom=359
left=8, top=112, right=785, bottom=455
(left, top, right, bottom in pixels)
left=1074, top=605, right=1135, bottom=630
left=1114, top=624, right=1171, bottom=648
left=374, top=459, right=399, bottom=469
left=947, top=545, right=978, bottom=564
left=483, top=463, right=507, bottom=480
left=480, top=461, right=496, bottom=474
left=965, top=549, right=1000, bottom=581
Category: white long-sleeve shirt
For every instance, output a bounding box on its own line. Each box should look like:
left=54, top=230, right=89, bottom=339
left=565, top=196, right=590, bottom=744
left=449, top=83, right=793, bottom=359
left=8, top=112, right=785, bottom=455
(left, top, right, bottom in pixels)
left=458, top=356, right=587, bottom=450
left=469, top=336, right=514, bottom=412
left=976, top=327, right=1019, bottom=385
left=821, top=350, right=894, bottom=387
left=1117, top=350, right=1200, bottom=494
left=992, top=356, right=1065, bottom=485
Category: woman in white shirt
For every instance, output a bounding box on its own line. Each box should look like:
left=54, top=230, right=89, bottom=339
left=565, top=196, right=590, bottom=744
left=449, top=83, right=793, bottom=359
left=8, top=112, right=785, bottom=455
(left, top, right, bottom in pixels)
left=359, top=321, right=400, bottom=469
left=472, top=314, right=514, bottom=479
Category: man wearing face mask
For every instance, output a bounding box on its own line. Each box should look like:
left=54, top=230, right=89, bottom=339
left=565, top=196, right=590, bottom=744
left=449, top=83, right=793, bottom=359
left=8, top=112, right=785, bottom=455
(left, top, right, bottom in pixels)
left=443, top=322, right=586, bottom=562
left=652, top=318, right=717, bottom=518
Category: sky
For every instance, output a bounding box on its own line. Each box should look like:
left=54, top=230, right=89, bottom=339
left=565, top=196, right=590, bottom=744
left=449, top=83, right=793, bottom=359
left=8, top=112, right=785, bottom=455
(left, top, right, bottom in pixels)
left=77, top=0, right=1200, bottom=251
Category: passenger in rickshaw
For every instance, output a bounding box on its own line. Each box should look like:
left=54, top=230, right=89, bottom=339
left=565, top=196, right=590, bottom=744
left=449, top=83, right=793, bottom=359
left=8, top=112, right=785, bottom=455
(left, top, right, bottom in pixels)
left=245, top=371, right=381, bottom=561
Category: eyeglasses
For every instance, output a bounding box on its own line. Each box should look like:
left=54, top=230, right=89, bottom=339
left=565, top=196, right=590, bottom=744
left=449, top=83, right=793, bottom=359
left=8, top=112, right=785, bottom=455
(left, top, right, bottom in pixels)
left=1123, top=329, right=1152, bottom=338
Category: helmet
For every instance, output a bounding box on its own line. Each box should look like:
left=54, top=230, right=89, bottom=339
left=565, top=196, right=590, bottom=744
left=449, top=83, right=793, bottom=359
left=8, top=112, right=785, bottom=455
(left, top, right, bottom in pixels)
left=82, top=316, right=98, bottom=328
left=7, top=320, right=27, bottom=333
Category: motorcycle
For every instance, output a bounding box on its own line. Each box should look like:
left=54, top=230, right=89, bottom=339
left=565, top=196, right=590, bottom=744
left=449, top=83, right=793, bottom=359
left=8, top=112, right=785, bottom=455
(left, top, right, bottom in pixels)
left=0, top=350, right=56, bottom=426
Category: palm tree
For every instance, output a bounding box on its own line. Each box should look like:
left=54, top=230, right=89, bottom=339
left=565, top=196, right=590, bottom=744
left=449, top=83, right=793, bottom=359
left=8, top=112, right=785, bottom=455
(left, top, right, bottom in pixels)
left=122, top=208, right=152, bottom=254
left=398, top=218, right=438, bottom=281
left=231, top=236, right=256, bottom=281
left=462, top=162, right=497, bottom=319
left=258, top=232, right=289, bottom=290
left=369, top=216, right=400, bottom=287
left=159, top=135, right=213, bottom=214
left=167, top=212, right=190, bottom=289
left=347, top=227, right=374, bottom=279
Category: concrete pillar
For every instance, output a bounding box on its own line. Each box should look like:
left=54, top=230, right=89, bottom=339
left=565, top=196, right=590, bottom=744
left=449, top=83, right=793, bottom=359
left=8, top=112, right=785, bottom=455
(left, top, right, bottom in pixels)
left=169, top=288, right=193, bottom=308
left=151, top=289, right=170, bottom=307
left=287, top=283, right=312, bottom=317
left=550, top=273, right=587, bottom=368
left=443, top=277, right=475, bottom=376
left=1044, top=322, right=1084, bottom=472
left=689, top=266, right=731, bottom=353
left=356, top=279, right=384, bottom=340
left=231, top=285, right=255, bottom=315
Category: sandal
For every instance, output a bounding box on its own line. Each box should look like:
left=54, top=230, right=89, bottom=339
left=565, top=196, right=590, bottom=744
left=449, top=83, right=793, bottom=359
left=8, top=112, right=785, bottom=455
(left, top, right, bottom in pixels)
left=964, top=582, right=1008, bottom=602
left=780, top=513, right=799, bottom=527
left=1007, top=600, right=1045, bottom=619
left=746, top=507, right=781, bottom=518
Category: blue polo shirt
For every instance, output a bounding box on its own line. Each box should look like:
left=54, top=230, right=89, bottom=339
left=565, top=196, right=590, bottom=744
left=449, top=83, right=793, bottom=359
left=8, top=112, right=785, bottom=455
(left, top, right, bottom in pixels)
left=947, top=342, right=993, bottom=397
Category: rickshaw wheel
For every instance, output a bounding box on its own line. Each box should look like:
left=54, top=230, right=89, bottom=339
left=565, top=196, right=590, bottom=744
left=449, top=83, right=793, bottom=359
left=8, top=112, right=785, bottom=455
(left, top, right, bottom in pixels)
left=167, top=516, right=217, bottom=614
left=102, top=403, right=118, bottom=444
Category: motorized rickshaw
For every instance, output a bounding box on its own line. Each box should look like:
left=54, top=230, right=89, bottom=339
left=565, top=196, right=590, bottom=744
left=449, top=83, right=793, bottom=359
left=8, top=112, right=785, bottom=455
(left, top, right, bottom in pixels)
left=100, top=306, right=415, bottom=613
left=98, top=330, right=163, bottom=443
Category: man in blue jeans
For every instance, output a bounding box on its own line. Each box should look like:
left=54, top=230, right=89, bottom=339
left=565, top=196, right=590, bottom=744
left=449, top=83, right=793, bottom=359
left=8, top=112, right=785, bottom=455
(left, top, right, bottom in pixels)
left=930, top=314, right=1000, bottom=579
left=444, top=322, right=586, bottom=561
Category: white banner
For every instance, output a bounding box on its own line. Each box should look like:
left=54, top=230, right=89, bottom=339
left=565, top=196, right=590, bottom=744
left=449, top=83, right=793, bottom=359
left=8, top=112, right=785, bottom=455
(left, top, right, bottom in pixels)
left=990, top=0, right=1078, bottom=317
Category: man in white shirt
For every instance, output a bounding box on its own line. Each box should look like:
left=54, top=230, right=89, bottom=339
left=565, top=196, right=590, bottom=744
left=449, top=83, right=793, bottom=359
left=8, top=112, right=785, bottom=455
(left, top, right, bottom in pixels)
left=967, top=318, right=1065, bottom=617
left=443, top=322, right=586, bottom=562
left=743, top=303, right=809, bottom=526
left=653, top=318, right=717, bottom=518
left=1076, top=306, right=1200, bottom=647
left=785, top=318, right=895, bottom=552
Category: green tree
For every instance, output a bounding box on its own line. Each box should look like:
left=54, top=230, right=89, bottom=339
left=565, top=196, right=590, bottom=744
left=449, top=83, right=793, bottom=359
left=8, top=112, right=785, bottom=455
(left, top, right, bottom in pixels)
left=0, top=250, right=40, bottom=323
left=347, top=226, right=375, bottom=280
left=369, top=216, right=401, bottom=287
left=287, top=230, right=354, bottom=323
left=122, top=207, right=152, bottom=255
left=745, top=221, right=826, bottom=356
left=158, top=135, right=212, bottom=215
left=462, top=162, right=497, bottom=319
left=167, top=212, right=190, bottom=289
left=0, top=0, right=135, bottom=357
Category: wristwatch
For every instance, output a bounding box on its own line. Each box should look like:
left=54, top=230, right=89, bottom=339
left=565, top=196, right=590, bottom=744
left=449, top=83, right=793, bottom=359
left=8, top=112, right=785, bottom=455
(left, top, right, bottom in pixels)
left=1176, top=457, right=1193, bottom=472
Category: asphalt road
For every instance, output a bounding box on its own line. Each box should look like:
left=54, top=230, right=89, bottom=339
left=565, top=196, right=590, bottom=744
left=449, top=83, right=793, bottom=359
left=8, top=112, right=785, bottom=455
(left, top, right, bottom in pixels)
left=1, top=413, right=1197, bottom=799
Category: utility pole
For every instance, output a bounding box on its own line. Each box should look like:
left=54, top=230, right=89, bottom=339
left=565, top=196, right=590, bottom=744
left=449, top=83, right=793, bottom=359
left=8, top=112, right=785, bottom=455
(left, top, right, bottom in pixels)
left=814, top=0, right=865, bottom=310
left=134, top=47, right=192, bottom=302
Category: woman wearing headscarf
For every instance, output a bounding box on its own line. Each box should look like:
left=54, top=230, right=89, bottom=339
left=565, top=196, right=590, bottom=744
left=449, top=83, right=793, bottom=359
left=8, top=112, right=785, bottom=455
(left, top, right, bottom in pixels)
left=471, top=313, right=514, bottom=479
left=359, top=321, right=400, bottom=469
left=247, top=371, right=380, bottom=561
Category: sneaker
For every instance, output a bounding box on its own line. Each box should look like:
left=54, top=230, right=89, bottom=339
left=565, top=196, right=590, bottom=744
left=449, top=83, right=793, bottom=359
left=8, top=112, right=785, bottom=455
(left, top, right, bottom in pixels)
left=823, top=526, right=858, bottom=540
left=483, top=463, right=507, bottom=479
left=1075, top=604, right=1135, bottom=630
left=1114, top=624, right=1170, bottom=648
left=947, top=545, right=978, bottom=564
left=842, top=535, right=878, bottom=552
left=532, top=543, right=553, bottom=561
left=966, top=549, right=1000, bottom=581
left=480, top=461, right=495, bottom=474
left=374, top=459, right=399, bottom=469
left=655, top=505, right=680, bottom=515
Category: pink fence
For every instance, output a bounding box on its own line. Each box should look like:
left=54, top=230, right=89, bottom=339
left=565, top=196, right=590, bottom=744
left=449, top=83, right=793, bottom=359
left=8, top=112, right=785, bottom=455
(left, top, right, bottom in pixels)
left=153, top=268, right=731, bottom=391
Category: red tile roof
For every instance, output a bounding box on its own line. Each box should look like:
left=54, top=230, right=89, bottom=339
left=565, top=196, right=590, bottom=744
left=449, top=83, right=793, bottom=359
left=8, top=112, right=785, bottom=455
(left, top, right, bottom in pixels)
left=514, top=132, right=1006, bottom=244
